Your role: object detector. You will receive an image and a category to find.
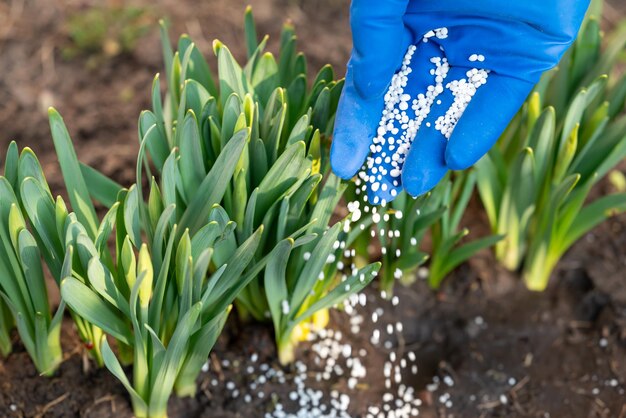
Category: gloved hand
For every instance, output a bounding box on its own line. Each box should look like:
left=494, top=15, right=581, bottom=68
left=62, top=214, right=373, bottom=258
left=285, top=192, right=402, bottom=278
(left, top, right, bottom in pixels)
left=331, top=0, right=591, bottom=204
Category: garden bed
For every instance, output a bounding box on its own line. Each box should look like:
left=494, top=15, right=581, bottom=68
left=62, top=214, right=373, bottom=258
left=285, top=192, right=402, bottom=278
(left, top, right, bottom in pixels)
left=1, top=0, right=626, bottom=417
left=2, top=219, right=626, bottom=417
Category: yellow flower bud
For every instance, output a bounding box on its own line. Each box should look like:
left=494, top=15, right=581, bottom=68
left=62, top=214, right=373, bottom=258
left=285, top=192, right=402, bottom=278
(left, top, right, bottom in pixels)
left=137, top=243, right=153, bottom=308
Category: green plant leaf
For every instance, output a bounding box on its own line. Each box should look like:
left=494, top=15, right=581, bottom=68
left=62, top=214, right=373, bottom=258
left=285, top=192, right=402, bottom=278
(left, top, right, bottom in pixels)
left=19, top=178, right=64, bottom=273
left=305, top=173, right=346, bottom=238
left=48, top=108, right=99, bottom=239
left=265, top=239, right=293, bottom=334
left=311, top=87, right=330, bottom=132
left=178, top=35, right=217, bottom=96
left=17, top=148, right=51, bottom=198
left=190, top=221, right=221, bottom=261
left=431, top=234, right=504, bottom=288
left=124, top=185, right=141, bottom=247
left=294, top=263, right=380, bottom=324
left=101, top=337, right=148, bottom=411
left=291, top=222, right=341, bottom=312
left=148, top=302, right=202, bottom=415
left=178, top=110, right=206, bottom=199
left=175, top=310, right=229, bottom=397
left=61, top=277, right=132, bottom=345
left=214, top=41, right=251, bottom=108
left=203, top=226, right=264, bottom=316
left=179, top=129, right=249, bottom=235
left=79, top=163, right=123, bottom=208
left=17, top=229, right=49, bottom=316
left=142, top=105, right=167, bottom=172
left=287, top=75, right=307, bottom=128
left=87, top=257, right=130, bottom=316
left=4, top=141, right=19, bottom=190
left=244, top=6, right=258, bottom=58
left=563, top=193, right=626, bottom=250
left=254, top=140, right=306, bottom=223
left=252, top=52, right=279, bottom=106
left=278, top=24, right=296, bottom=85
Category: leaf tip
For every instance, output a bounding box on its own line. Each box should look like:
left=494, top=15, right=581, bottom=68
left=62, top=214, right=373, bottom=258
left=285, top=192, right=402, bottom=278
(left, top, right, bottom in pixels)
left=47, top=107, right=60, bottom=119
left=213, top=39, right=224, bottom=55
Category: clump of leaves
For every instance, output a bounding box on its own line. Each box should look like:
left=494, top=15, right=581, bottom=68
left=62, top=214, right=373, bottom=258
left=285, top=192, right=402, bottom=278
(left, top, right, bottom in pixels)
left=0, top=141, right=77, bottom=375
left=61, top=210, right=261, bottom=417
left=50, top=106, right=265, bottom=415
left=0, top=107, right=137, bottom=371
left=63, top=3, right=153, bottom=62
left=475, top=7, right=626, bottom=290
left=127, top=8, right=379, bottom=363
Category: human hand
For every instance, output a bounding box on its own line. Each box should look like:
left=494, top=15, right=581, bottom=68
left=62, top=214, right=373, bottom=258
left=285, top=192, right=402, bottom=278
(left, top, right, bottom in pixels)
left=331, top=0, right=591, bottom=204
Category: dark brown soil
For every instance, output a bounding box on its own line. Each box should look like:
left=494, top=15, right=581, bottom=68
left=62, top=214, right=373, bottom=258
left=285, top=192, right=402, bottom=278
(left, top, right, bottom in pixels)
left=1, top=0, right=626, bottom=417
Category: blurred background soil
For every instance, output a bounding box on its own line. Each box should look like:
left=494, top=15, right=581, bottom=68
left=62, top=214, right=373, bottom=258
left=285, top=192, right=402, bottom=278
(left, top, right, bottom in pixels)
left=0, top=0, right=351, bottom=193
left=1, top=1, right=626, bottom=417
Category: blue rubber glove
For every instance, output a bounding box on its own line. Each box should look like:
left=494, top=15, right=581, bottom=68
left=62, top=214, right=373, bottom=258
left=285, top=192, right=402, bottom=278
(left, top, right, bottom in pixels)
left=331, top=0, right=591, bottom=204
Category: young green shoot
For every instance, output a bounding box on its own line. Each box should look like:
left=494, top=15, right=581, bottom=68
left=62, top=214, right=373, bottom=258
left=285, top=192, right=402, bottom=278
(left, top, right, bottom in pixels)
left=475, top=13, right=626, bottom=290
left=0, top=142, right=68, bottom=375
left=428, top=172, right=504, bottom=288
left=59, top=104, right=265, bottom=414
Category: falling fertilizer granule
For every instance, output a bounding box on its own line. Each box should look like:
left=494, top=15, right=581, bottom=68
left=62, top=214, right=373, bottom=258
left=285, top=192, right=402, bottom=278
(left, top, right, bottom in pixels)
left=356, top=27, right=490, bottom=205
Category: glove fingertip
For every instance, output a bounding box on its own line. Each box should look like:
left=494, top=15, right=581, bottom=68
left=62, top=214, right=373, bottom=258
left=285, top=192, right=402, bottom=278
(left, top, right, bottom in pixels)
left=402, top=143, right=449, bottom=197
left=445, top=146, right=476, bottom=171
left=330, top=144, right=362, bottom=180
left=403, top=168, right=448, bottom=198
left=401, top=124, right=450, bottom=197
